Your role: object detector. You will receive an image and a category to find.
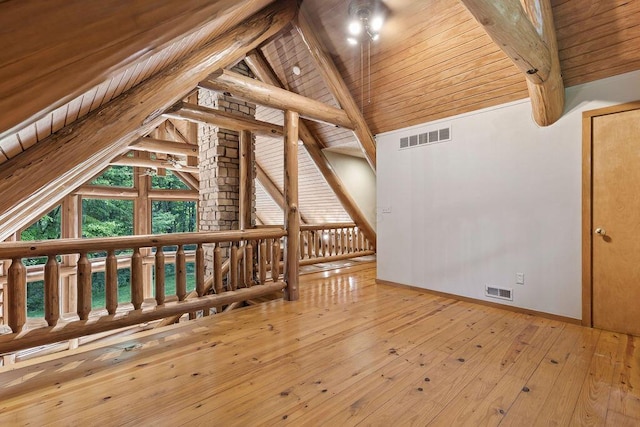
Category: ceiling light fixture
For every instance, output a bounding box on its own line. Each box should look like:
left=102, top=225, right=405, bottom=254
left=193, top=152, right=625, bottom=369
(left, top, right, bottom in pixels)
left=346, top=0, right=386, bottom=45
left=346, top=0, right=387, bottom=111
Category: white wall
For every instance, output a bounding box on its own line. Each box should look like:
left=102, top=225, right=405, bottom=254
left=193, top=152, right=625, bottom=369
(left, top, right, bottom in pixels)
left=324, top=150, right=377, bottom=231
left=377, top=70, right=640, bottom=319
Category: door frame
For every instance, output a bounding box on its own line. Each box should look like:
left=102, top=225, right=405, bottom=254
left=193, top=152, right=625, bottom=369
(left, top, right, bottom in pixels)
left=582, top=101, right=640, bottom=326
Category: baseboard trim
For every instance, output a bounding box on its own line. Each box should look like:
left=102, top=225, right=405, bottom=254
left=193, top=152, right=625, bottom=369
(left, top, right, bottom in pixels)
left=375, top=278, right=582, bottom=325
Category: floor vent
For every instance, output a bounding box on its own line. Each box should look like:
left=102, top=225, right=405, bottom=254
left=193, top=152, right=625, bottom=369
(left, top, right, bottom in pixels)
left=399, top=125, right=452, bottom=150
left=485, top=286, right=513, bottom=301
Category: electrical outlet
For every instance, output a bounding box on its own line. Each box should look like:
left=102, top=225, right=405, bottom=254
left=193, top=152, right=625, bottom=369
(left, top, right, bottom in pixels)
left=516, top=273, right=525, bottom=285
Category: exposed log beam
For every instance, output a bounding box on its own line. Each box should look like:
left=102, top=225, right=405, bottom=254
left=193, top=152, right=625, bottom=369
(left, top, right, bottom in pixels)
left=256, top=163, right=308, bottom=224
left=0, top=0, right=272, bottom=139
left=521, top=0, right=565, bottom=126
left=283, top=110, right=300, bottom=301
left=113, top=156, right=200, bottom=175
left=0, top=0, right=296, bottom=241
left=245, top=50, right=376, bottom=247
left=294, top=14, right=377, bottom=170
left=131, top=137, right=199, bottom=158
left=173, top=171, right=200, bottom=192
left=166, top=102, right=283, bottom=139
left=74, top=186, right=139, bottom=199
left=460, top=0, right=564, bottom=126
left=161, top=119, right=200, bottom=190
left=201, top=70, right=354, bottom=130
left=239, top=130, right=253, bottom=230
left=73, top=185, right=198, bottom=201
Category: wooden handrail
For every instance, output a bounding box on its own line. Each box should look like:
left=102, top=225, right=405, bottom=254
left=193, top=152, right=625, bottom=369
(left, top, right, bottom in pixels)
left=0, top=229, right=285, bottom=259
left=0, top=229, right=286, bottom=354
left=300, top=222, right=355, bottom=231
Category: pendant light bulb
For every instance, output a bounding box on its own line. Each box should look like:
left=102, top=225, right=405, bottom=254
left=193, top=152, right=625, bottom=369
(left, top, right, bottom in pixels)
left=348, top=20, right=362, bottom=35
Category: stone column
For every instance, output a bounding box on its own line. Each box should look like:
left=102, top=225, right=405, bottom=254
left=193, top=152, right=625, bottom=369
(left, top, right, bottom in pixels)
left=197, top=63, right=256, bottom=276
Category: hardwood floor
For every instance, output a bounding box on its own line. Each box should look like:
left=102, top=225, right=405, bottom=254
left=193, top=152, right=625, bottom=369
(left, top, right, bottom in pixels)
left=0, top=263, right=638, bottom=426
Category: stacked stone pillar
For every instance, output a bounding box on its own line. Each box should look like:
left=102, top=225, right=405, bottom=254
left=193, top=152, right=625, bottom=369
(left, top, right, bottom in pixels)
left=197, top=63, right=256, bottom=276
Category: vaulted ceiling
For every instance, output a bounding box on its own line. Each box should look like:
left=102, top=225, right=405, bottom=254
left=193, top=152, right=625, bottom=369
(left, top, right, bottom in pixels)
left=0, top=0, right=639, bottom=240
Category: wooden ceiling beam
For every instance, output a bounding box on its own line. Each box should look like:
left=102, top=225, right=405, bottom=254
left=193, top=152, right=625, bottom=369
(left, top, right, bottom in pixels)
left=256, top=163, right=308, bottom=224
left=0, top=0, right=271, bottom=140
left=113, top=156, right=200, bottom=175
left=0, top=0, right=296, bottom=241
left=201, top=70, right=354, bottom=130
left=294, top=13, right=377, bottom=171
left=521, top=0, right=565, bottom=126
left=245, top=50, right=376, bottom=247
left=172, top=171, right=200, bottom=192
left=131, top=137, right=199, bottom=158
left=460, top=0, right=564, bottom=126
left=165, top=102, right=283, bottom=139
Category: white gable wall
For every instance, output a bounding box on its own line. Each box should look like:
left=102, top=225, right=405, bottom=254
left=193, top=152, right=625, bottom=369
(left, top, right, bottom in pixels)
left=377, top=70, right=640, bottom=319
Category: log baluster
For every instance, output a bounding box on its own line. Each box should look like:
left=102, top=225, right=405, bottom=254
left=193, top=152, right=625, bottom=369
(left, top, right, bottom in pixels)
left=332, top=228, right=337, bottom=256
left=77, top=252, right=92, bottom=320
left=131, top=248, right=144, bottom=310
left=155, top=246, right=165, bottom=306
left=259, top=239, right=267, bottom=285
left=105, top=250, right=118, bottom=315
left=299, top=232, right=305, bottom=260
left=214, top=244, right=223, bottom=294
left=245, top=241, right=254, bottom=287
left=7, top=257, right=26, bottom=333
left=271, top=239, right=281, bottom=282
left=176, top=245, right=186, bottom=301
left=238, top=244, right=245, bottom=288
left=230, top=242, right=239, bottom=291
left=44, top=255, right=60, bottom=326
left=196, top=243, right=205, bottom=297
left=307, top=231, right=313, bottom=259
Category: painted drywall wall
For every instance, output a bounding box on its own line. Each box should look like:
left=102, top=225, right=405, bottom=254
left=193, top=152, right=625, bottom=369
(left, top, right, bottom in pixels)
left=324, top=150, right=377, bottom=231
left=377, top=70, right=640, bottom=319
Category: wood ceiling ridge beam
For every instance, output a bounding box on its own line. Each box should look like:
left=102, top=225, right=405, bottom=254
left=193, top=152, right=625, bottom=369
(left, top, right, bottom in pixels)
left=165, top=102, right=284, bottom=139
left=0, top=0, right=296, bottom=241
left=201, top=69, right=354, bottom=130
left=244, top=50, right=376, bottom=247
left=294, top=13, right=376, bottom=171
left=461, top=0, right=564, bottom=126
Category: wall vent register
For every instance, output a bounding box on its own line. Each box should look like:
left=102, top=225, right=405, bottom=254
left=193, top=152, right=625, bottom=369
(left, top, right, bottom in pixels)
left=399, top=125, right=451, bottom=149
left=485, top=285, right=513, bottom=301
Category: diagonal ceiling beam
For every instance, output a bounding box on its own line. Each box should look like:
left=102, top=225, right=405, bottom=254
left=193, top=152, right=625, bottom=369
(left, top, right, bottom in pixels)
left=460, top=0, right=564, bottom=126
left=201, top=70, right=354, bottom=129
left=0, top=0, right=273, bottom=140
left=0, top=0, right=296, bottom=241
left=294, top=13, right=377, bottom=171
left=256, top=163, right=308, bottom=224
left=245, top=50, right=376, bottom=247
left=165, top=102, right=283, bottom=139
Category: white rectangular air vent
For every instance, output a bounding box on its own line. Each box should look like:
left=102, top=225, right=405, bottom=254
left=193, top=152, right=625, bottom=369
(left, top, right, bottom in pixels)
left=485, top=285, right=513, bottom=301
left=399, top=125, right=452, bottom=150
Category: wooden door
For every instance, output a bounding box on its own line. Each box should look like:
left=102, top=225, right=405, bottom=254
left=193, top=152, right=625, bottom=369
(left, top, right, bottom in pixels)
left=592, top=107, right=640, bottom=335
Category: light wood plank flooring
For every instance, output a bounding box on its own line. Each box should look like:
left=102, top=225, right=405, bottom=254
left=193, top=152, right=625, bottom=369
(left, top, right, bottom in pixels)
left=0, top=263, right=638, bottom=426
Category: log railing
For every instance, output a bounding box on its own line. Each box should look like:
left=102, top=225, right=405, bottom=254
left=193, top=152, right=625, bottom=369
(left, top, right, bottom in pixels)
left=0, top=228, right=285, bottom=354
left=298, top=223, right=374, bottom=265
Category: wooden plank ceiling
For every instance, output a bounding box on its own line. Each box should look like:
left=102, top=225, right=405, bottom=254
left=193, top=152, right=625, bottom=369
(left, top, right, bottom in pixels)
left=298, top=0, right=640, bottom=135
left=0, top=0, right=639, bottom=230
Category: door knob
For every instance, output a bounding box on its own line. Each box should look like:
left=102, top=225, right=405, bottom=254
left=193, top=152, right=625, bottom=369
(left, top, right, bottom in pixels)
left=595, top=227, right=606, bottom=236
